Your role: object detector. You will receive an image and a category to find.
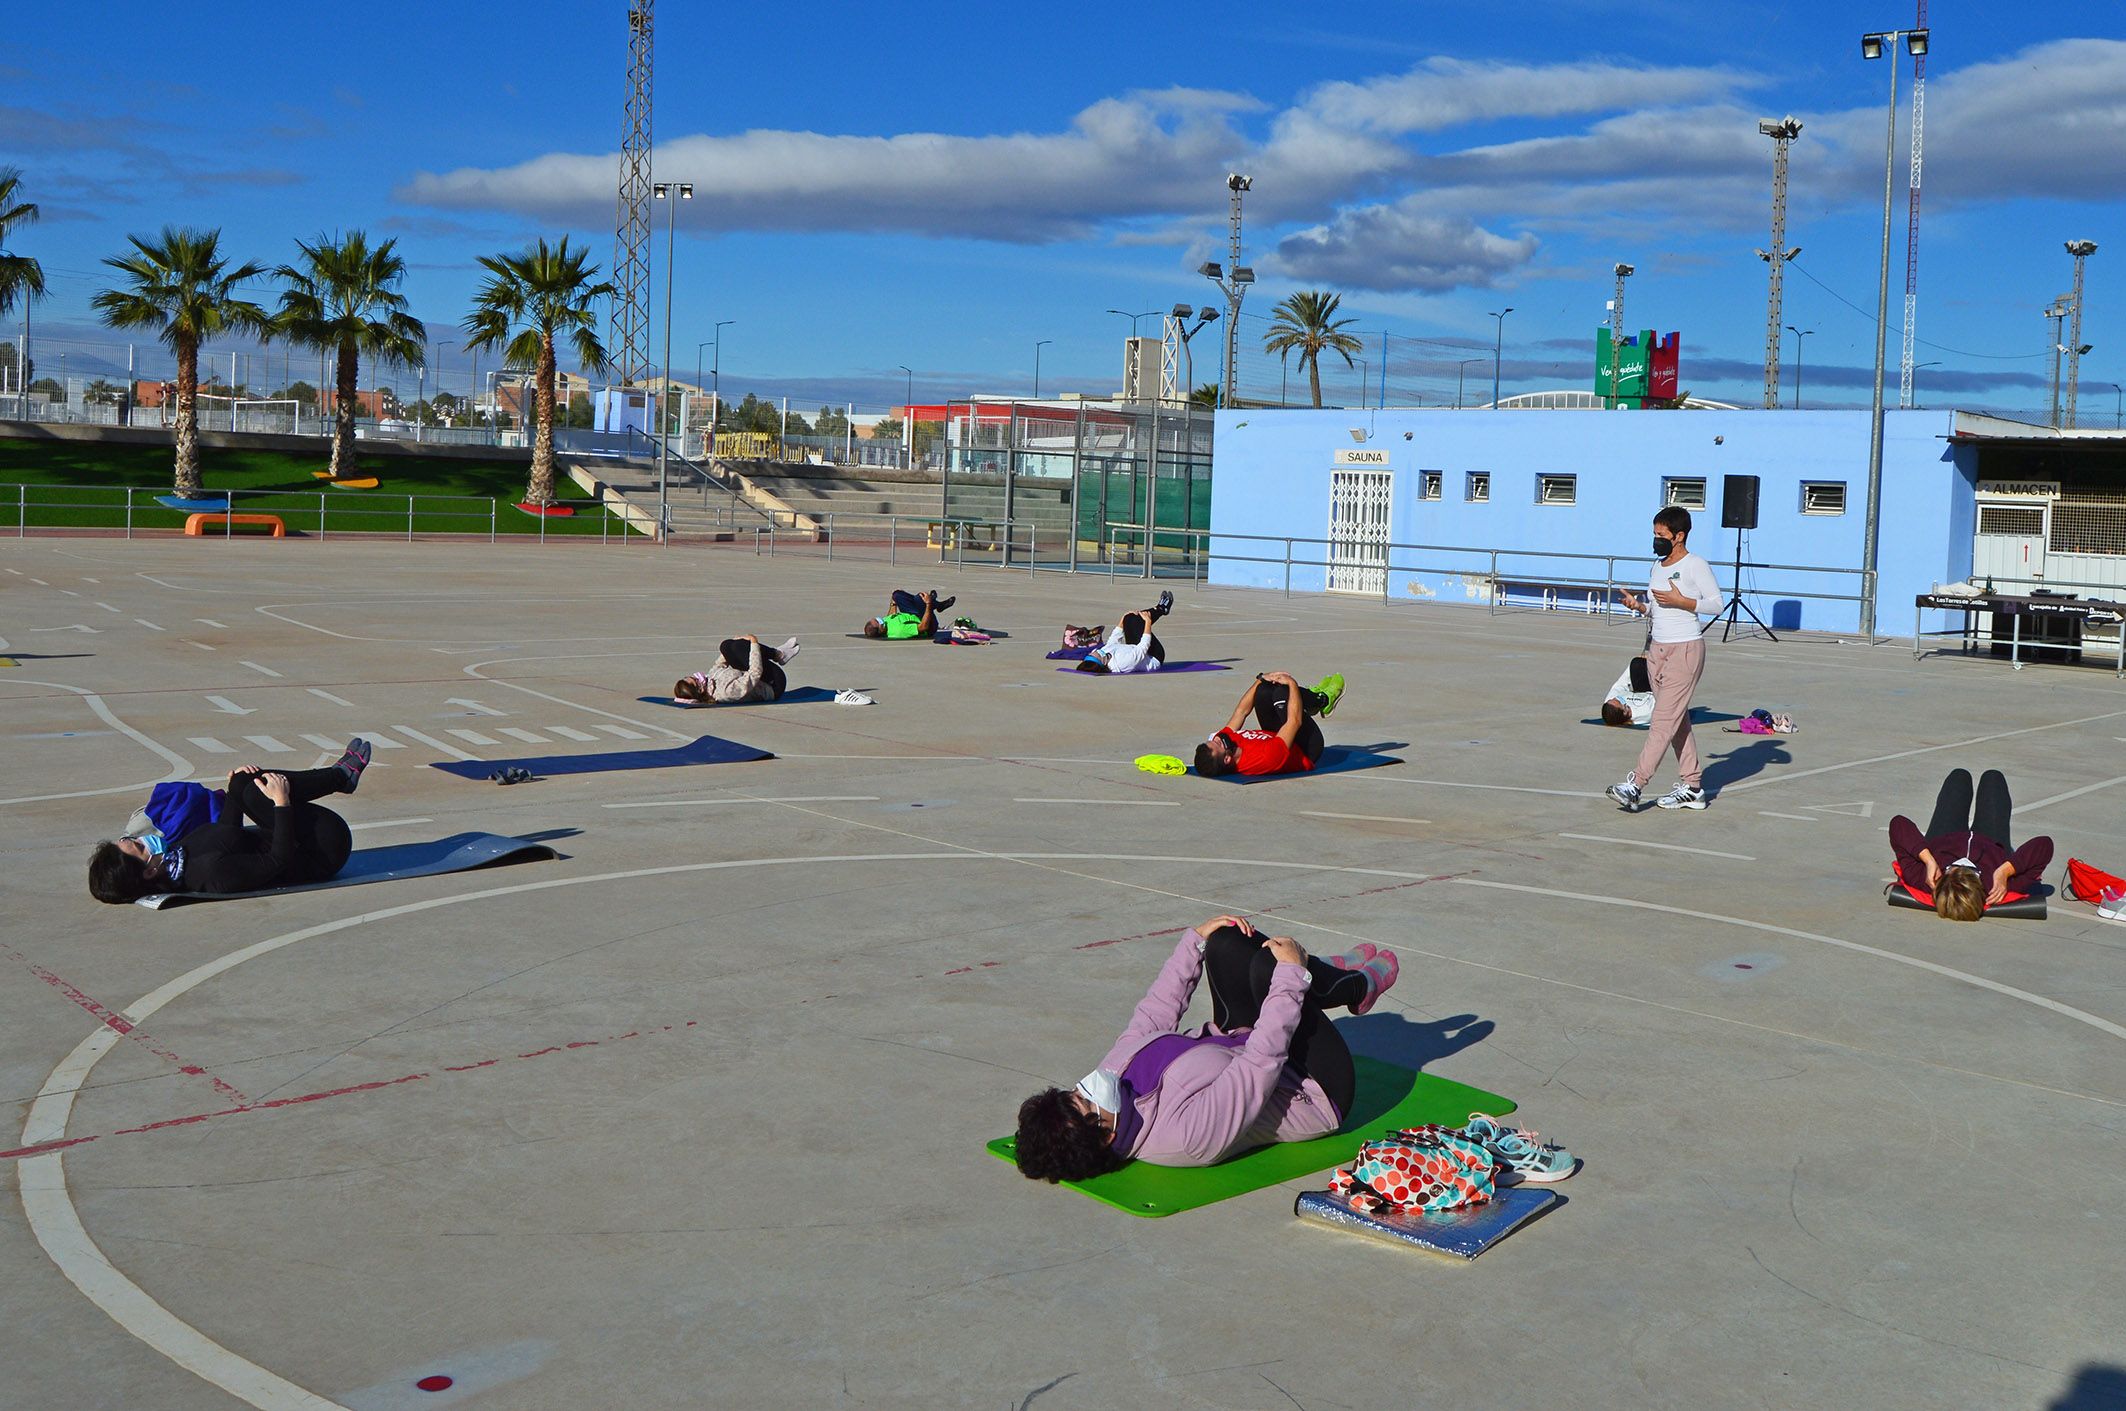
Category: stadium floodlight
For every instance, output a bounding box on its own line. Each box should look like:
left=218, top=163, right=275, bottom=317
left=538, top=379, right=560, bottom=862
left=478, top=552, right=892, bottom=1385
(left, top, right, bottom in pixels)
left=1197, top=307, right=1220, bottom=323
left=1906, top=29, right=1928, bottom=56
left=1232, top=267, right=1256, bottom=285
left=1860, top=32, right=1885, bottom=59
left=1614, top=262, right=1635, bottom=278
left=1226, top=173, right=1253, bottom=193
left=1197, top=261, right=1222, bottom=279
left=1170, top=302, right=1192, bottom=321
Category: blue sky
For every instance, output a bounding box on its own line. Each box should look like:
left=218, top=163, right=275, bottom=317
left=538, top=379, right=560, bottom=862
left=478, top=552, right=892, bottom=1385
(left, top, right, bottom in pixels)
left=6, top=1, right=2123, bottom=420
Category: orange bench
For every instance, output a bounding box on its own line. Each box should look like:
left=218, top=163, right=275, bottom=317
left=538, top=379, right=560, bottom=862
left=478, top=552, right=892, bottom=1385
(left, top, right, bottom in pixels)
left=184, top=512, right=286, bottom=538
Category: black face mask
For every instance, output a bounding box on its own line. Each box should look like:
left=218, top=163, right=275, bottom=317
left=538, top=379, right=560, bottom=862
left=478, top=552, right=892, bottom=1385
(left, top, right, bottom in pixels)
left=1653, top=536, right=1674, bottom=558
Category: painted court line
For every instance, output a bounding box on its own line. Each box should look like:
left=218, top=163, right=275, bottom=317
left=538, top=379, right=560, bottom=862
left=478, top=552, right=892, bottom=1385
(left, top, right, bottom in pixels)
left=241, top=736, right=294, bottom=754
left=196, top=618, right=228, bottom=628
left=444, top=728, right=501, bottom=747
left=1014, top=797, right=1181, bottom=807
left=2017, top=773, right=2126, bottom=815
left=594, top=723, right=650, bottom=740
left=186, top=737, right=236, bottom=755
left=1557, top=832, right=1755, bottom=861
left=346, top=817, right=433, bottom=832
left=238, top=660, right=283, bottom=679
left=305, top=688, right=355, bottom=708
left=604, top=796, right=881, bottom=809
left=186, top=641, right=216, bottom=652
left=497, top=727, right=552, bottom=744
left=1720, top=707, right=2126, bottom=792
left=351, top=732, right=402, bottom=748
left=1365, top=776, right=1606, bottom=799
left=391, top=725, right=478, bottom=760
left=95, top=602, right=120, bottom=614
left=1759, top=811, right=1817, bottom=822
left=132, top=619, right=163, bottom=631
left=547, top=725, right=598, bottom=741
left=1302, top=811, right=1433, bottom=825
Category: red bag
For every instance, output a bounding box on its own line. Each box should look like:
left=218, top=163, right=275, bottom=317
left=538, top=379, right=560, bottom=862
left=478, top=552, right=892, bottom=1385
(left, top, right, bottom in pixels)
left=2066, top=858, right=2126, bottom=904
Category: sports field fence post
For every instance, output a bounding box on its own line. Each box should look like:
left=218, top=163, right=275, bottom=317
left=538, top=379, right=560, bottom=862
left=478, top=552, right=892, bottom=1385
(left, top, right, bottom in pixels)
left=124, top=487, right=133, bottom=538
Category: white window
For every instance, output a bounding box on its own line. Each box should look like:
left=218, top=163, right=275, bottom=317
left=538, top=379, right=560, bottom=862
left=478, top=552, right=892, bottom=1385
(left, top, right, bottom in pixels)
left=1466, top=471, right=1490, bottom=503
left=1537, top=473, right=1577, bottom=506
left=1421, top=470, right=1443, bottom=501
left=1664, top=476, right=1707, bottom=509
left=1801, top=481, right=1847, bottom=516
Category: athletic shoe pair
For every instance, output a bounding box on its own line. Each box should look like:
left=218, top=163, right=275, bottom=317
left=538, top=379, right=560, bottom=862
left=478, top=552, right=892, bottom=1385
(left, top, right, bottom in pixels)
left=1463, top=1113, right=1580, bottom=1184
left=1607, top=777, right=1706, bottom=811
left=1323, top=941, right=1397, bottom=1014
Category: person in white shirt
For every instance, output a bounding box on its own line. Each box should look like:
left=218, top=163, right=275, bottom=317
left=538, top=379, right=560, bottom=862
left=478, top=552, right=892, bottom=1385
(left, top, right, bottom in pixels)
left=1077, top=591, right=1174, bottom=674
left=1599, top=658, right=1655, bottom=727
left=1606, top=506, right=1722, bottom=811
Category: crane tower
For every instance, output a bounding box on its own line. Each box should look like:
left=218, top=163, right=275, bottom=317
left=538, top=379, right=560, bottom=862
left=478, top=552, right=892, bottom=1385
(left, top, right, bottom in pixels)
left=612, top=3, right=654, bottom=388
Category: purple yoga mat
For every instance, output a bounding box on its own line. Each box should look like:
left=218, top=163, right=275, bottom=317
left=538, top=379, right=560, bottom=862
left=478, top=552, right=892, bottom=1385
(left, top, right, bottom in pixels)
left=1056, top=661, right=1231, bottom=676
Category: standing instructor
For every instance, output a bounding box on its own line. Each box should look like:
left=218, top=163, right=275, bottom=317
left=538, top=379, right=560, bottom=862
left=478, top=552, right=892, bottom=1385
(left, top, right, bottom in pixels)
left=1606, top=506, right=1721, bottom=811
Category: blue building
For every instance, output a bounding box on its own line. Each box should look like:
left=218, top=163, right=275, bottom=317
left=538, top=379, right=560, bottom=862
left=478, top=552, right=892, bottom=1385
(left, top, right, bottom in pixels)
left=1205, top=407, right=2126, bottom=637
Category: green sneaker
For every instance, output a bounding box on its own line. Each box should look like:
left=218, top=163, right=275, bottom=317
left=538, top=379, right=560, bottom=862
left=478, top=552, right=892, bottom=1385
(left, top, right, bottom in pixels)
left=1314, top=673, right=1346, bottom=717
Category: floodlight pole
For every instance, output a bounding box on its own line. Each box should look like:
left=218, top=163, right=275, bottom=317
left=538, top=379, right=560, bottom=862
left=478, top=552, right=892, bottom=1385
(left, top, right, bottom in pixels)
left=1787, top=326, right=1812, bottom=409
left=653, top=180, right=693, bottom=543
left=2064, top=240, right=2098, bottom=429
left=1489, top=308, right=1513, bottom=409
left=1859, top=28, right=1924, bottom=640
left=1609, top=264, right=1633, bottom=408
left=1757, top=117, right=1802, bottom=408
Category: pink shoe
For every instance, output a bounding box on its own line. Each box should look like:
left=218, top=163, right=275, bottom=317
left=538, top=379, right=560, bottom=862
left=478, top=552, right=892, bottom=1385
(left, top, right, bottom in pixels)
left=1350, top=948, right=1399, bottom=1015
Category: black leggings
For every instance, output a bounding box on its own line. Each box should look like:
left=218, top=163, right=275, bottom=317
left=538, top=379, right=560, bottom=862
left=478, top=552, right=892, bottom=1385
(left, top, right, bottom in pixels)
left=1202, top=925, right=1358, bottom=1119
left=1926, top=768, right=2013, bottom=848
left=227, top=768, right=353, bottom=884
left=718, top=638, right=788, bottom=698
left=1249, top=680, right=1326, bottom=764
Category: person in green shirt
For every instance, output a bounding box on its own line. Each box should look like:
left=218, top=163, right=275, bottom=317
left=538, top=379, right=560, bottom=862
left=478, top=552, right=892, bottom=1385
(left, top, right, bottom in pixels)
left=862, top=588, right=954, bottom=640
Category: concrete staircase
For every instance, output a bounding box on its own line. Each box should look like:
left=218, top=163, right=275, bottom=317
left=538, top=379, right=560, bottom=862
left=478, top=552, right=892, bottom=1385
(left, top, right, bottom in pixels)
left=562, top=454, right=781, bottom=540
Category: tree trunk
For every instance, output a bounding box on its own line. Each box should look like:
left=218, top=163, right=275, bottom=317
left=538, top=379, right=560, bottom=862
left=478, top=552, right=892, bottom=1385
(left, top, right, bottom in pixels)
left=330, top=340, right=358, bottom=481
left=1307, top=354, right=1323, bottom=409
left=173, top=337, right=200, bottom=493
left=526, top=334, right=557, bottom=505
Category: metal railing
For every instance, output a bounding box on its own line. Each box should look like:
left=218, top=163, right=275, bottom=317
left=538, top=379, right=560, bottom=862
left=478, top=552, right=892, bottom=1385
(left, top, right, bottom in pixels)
left=2, top=483, right=647, bottom=544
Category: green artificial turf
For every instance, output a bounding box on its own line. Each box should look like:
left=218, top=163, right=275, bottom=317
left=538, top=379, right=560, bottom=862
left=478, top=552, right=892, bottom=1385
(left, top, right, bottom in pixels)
left=0, top=434, right=634, bottom=537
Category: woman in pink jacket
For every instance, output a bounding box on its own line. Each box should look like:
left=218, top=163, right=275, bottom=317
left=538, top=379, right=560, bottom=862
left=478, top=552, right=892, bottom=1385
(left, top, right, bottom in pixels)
left=1013, top=916, right=1399, bottom=1182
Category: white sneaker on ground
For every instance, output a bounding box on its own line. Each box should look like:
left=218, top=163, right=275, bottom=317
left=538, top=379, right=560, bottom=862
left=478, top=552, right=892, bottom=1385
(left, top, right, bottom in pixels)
left=1654, top=783, right=1708, bottom=810
left=835, top=689, right=874, bottom=705
left=1606, top=777, right=1642, bottom=810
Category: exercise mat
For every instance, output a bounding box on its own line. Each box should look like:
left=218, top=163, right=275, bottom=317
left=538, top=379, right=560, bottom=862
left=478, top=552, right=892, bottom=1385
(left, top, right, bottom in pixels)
left=430, top=733, right=772, bottom=780
left=1577, top=707, right=1742, bottom=730
left=1193, top=745, right=1403, bottom=783
left=638, top=687, right=837, bottom=708
left=986, top=1057, right=1513, bottom=1217
left=137, top=832, right=557, bottom=909
left=1884, top=882, right=2047, bottom=919
left=1293, top=1184, right=1561, bottom=1259
left=1056, top=662, right=1232, bottom=676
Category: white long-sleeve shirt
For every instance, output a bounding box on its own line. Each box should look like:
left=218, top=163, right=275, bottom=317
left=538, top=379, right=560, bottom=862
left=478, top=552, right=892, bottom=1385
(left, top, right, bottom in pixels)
left=1605, top=669, right=1656, bottom=725
left=1646, top=551, right=1722, bottom=643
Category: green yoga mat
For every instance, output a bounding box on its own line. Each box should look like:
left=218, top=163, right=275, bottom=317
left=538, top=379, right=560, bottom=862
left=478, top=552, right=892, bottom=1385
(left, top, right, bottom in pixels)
left=987, top=1057, right=1514, bottom=1217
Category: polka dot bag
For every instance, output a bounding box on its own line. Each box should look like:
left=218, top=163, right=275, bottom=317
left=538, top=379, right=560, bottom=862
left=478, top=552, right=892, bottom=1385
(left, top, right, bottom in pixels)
left=1326, top=1124, right=1497, bottom=1214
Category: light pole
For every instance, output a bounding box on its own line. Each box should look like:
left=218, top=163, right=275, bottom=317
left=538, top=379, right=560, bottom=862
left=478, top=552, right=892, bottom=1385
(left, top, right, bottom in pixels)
left=897, top=364, right=913, bottom=470
left=1161, top=304, right=1219, bottom=579
left=1786, top=326, right=1812, bottom=408
left=1757, top=116, right=1803, bottom=408
left=1106, top=308, right=1160, bottom=338
left=651, top=180, right=694, bottom=543
left=1357, top=357, right=1370, bottom=411
left=1456, top=357, right=1485, bottom=409
left=2047, top=296, right=2073, bottom=426
left=434, top=341, right=454, bottom=428
left=1913, top=360, right=1941, bottom=406
left=2111, top=383, right=2123, bottom=429
left=1608, top=263, right=1633, bottom=408
left=1033, top=339, right=1052, bottom=399
left=1489, top=308, right=1514, bottom=409
left=700, top=319, right=732, bottom=461
left=1859, top=25, right=1929, bottom=639
left=2064, top=240, right=2098, bottom=428
left=1199, top=173, right=1255, bottom=408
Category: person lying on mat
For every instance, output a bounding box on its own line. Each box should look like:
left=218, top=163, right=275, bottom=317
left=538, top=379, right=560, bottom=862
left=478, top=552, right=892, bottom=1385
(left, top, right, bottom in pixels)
left=1888, top=767, right=2053, bottom=920
left=1013, top=915, right=1399, bottom=1180
left=88, top=741, right=372, bottom=904
left=1192, top=670, right=1345, bottom=777
left=1600, top=656, right=1656, bottom=727
left=861, top=588, right=954, bottom=640
left=674, top=634, right=799, bottom=704
left=1076, top=591, right=1174, bottom=674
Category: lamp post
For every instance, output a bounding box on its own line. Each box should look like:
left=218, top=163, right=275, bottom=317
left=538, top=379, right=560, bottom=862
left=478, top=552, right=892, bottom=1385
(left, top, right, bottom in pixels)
left=1106, top=308, right=1160, bottom=337
left=651, top=179, right=694, bottom=544
left=699, top=319, right=732, bottom=462
left=897, top=364, right=913, bottom=470
left=1488, top=308, right=1514, bottom=409
left=1198, top=174, right=1255, bottom=409
left=1858, top=25, right=1928, bottom=639
left=2064, top=240, right=2098, bottom=428
left=1033, top=339, right=1052, bottom=399
left=1456, top=357, right=1485, bottom=409
left=1786, top=326, right=1812, bottom=408
left=1912, top=360, right=1941, bottom=406
left=2111, top=383, right=2123, bottom=429
left=1160, top=304, right=1219, bottom=580
left=1357, top=357, right=1370, bottom=411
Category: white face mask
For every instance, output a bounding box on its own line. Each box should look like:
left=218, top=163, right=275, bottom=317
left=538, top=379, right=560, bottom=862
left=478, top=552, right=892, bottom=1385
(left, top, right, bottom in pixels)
left=1074, top=1067, right=1122, bottom=1115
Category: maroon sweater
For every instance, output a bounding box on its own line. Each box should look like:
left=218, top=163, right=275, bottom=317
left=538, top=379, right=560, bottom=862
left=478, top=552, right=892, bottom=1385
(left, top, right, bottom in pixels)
left=1887, top=816, right=2053, bottom=904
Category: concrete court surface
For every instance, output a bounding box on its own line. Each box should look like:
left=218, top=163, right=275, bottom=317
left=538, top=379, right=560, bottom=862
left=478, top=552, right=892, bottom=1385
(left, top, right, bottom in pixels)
left=0, top=535, right=2120, bottom=1411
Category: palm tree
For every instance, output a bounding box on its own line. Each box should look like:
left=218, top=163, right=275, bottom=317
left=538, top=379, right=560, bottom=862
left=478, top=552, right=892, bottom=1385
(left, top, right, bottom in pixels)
left=275, top=232, right=426, bottom=482
left=0, top=167, right=43, bottom=321
left=462, top=237, right=612, bottom=506
left=1190, top=381, right=1220, bottom=409
left=1261, top=291, right=1364, bottom=408
left=91, top=228, right=271, bottom=492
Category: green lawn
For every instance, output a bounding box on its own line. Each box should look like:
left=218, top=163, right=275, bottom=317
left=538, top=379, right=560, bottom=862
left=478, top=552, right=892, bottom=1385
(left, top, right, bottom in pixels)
left=0, top=435, right=637, bottom=537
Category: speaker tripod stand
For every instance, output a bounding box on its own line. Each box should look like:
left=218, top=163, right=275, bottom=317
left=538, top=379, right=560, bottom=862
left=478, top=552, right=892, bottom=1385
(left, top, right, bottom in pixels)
left=1704, top=524, right=1776, bottom=642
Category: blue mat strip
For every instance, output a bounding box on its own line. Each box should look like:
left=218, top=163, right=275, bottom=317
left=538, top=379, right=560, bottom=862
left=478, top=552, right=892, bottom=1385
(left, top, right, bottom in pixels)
left=138, top=832, right=556, bottom=909
left=429, top=732, right=772, bottom=780
left=638, top=687, right=836, bottom=709
left=1192, top=745, right=1403, bottom=784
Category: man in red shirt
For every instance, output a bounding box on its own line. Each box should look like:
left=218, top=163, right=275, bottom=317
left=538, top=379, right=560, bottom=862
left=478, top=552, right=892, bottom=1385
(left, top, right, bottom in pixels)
left=1194, top=671, right=1346, bottom=777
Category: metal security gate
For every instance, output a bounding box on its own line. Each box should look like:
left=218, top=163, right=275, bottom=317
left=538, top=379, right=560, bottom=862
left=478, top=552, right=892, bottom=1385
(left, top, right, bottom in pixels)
left=1973, top=501, right=2048, bottom=586
left=1327, top=469, right=1392, bottom=595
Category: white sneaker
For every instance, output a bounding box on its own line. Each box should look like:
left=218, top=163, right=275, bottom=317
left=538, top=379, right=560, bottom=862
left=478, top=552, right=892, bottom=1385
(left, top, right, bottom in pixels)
left=1606, top=777, right=1642, bottom=810
left=835, top=689, right=874, bottom=705
left=1654, top=783, right=1708, bottom=810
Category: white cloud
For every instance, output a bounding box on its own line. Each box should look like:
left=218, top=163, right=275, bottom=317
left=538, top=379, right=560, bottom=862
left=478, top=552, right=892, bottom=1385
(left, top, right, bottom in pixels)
left=1274, top=205, right=1538, bottom=292
left=1299, top=56, right=1749, bottom=134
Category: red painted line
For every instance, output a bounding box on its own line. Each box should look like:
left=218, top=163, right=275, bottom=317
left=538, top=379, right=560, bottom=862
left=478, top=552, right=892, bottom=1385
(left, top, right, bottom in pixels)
left=1, top=1019, right=699, bottom=1163
left=4, top=946, right=252, bottom=1108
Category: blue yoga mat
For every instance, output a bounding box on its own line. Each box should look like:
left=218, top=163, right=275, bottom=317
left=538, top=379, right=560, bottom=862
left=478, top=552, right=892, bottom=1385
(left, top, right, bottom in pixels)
left=155, top=493, right=232, bottom=512
left=638, top=686, right=837, bottom=708
left=1193, top=745, right=1403, bottom=784
left=1057, top=662, right=1231, bottom=676
left=429, top=732, right=772, bottom=780
left=136, top=832, right=556, bottom=909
